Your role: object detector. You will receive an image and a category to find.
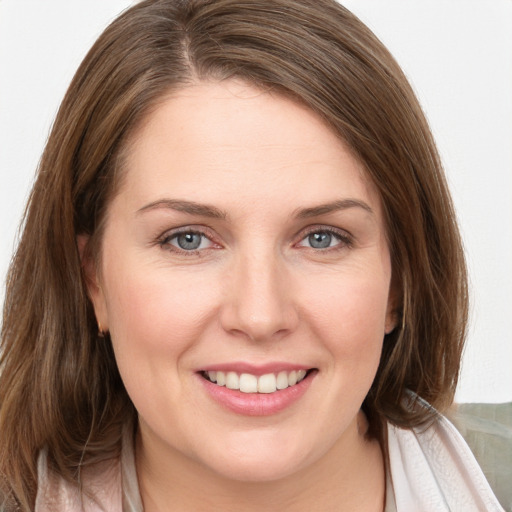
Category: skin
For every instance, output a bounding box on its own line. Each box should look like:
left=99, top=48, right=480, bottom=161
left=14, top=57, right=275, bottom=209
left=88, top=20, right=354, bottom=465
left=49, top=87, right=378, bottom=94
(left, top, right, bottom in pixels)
left=84, top=80, right=396, bottom=511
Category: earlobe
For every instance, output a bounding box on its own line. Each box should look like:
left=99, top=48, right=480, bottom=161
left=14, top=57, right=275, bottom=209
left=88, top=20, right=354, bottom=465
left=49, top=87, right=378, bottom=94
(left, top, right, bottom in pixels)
left=77, top=234, right=98, bottom=291
left=77, top=234, right=109, bottom=333
left=384, top=312, right=397, bottom=335
left=385, top=280, right=400, bottom=335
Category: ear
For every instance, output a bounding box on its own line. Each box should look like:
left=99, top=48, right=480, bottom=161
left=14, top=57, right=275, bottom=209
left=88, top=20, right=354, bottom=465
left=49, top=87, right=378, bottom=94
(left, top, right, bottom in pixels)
left=77, top=235, right=109, bottom=333
left=384, top=277, right=400, bottom=335
left=384, top=307, right=397, bottom=335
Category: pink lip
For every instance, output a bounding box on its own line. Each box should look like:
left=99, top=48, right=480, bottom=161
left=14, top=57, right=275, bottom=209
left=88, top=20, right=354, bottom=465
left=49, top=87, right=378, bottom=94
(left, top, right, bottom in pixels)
left=199, top=362, right=311, bottom=376
left=198, top=369, right=317, bottom=416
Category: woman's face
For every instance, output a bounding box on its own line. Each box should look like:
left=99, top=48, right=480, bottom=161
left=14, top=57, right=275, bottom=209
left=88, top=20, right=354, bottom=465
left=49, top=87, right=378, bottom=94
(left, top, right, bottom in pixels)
left=87, top=80, right=395, bottom=482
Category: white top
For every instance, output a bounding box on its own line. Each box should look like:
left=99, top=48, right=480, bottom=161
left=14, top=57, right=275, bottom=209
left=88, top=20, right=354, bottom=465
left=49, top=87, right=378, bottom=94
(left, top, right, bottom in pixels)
left=34, top=405, right=505, bottom=511
left=385, top=412, right=504, bottom=511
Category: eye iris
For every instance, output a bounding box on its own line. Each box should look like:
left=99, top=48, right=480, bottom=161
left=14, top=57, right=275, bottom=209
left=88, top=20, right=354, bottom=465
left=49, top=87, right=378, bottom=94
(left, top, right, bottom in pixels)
left=177, top=233, right=202, bottom=250
left=309, top=232, right=332, bottom=249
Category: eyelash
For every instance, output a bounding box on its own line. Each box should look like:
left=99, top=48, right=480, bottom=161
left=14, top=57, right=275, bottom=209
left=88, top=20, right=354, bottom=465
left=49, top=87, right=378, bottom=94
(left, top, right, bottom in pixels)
left=299, top=226, right=354, bottom=251
left=157, top=225, right=353, bottom=255
left=157, top=227, right=218, bottom=256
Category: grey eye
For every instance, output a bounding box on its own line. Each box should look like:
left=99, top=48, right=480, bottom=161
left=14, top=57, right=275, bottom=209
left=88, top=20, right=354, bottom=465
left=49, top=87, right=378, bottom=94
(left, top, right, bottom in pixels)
left=175, top=232, right=203, bottom=250
left=308, top=232, right=333, bottom=249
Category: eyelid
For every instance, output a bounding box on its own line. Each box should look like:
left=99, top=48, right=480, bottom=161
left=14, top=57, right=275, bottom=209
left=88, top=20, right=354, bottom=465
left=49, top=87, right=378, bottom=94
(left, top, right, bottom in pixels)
left=157, top=225, right=221, bottom=253
left=295, top=225, right=354, bottom=248
left=156, top=224, right=353, bottom=254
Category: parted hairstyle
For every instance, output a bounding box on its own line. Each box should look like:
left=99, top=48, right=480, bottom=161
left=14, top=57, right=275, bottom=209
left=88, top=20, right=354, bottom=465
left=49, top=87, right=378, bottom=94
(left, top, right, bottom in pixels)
left=0, top=0, right=468, bottom=509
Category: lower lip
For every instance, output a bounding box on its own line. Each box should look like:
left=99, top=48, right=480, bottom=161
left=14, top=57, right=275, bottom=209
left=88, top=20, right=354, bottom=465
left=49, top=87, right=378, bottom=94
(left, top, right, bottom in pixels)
left=198, top=371, right=316, bottom=416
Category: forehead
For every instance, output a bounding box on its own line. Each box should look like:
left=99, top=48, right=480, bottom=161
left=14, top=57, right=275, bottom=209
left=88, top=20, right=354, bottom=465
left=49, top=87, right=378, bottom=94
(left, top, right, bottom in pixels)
left=117, top=80, right=382, bottom=216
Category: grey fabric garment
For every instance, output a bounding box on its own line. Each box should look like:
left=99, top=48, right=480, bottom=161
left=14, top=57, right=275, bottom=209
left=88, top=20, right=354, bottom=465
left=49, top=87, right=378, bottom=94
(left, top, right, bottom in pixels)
left=449, top=402, right=512, bottom=512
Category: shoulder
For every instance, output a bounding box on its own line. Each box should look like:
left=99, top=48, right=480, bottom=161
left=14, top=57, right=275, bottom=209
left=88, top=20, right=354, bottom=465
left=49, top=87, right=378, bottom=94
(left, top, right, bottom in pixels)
left=34, top=449, right=122, bottom=512
left=34, top=420, right=141, bottom=512
left=386, top=396, right=506, bottom=511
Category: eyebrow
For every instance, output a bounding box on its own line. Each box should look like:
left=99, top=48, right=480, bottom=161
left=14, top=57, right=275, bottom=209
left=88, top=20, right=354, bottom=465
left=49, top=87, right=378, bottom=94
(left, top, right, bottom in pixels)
left=295, top=199, right=373, bottom=218
left=137, top=199, right=227, bottom=219
left=136, top=198, right=373, bottom=220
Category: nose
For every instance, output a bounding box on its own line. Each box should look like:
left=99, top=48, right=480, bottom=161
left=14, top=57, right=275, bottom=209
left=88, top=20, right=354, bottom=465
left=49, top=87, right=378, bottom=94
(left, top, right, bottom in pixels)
left=220, top=251, right=299, bottom=343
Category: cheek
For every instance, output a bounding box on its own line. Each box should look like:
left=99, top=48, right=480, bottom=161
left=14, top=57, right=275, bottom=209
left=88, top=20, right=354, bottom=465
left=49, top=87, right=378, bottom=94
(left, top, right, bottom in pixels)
left=305, top=269, right=391, bottom=364
left=101, top=259, right=219, bottom=368
left=294, top=268, right=391, bottom=438
left=100, top=261, right=222, bottom=431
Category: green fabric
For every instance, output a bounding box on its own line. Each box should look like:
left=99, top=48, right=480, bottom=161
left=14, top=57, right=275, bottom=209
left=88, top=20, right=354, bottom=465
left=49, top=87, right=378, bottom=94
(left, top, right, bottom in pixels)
left=449, top=402, right=512, bottom=512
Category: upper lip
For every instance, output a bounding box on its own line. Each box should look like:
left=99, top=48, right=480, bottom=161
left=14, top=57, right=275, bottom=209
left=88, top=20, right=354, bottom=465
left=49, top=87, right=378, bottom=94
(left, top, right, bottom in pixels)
left=198, top=362, right=313, bottom=376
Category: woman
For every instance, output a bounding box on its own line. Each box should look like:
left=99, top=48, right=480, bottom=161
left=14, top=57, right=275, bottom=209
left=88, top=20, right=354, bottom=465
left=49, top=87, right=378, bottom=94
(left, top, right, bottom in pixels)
left=0, top=0, right=504, bottom=510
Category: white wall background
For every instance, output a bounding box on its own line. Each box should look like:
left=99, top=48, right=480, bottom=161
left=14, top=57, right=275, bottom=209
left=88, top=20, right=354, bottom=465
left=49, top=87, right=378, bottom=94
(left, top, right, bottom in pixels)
left=1, top=0, right=511, bottom=403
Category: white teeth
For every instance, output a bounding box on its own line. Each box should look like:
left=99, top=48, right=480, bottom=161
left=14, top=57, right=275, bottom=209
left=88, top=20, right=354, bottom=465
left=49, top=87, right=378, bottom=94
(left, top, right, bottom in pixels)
left=204, top=369, right=309, bottom=394
left=216, top=371, right=226, bottom=386
left=239, top=373, right=258, bottom=393
left=258, top=373, right=277, bottom=393
left=226, top=372, right=239, bottom=390
left=276, top=371, right=289, bottom=390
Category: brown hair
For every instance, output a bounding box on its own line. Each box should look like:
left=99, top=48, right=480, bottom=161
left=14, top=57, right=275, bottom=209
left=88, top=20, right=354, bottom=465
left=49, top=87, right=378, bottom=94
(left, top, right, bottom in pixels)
left=0, top=0, right=468, bottom=509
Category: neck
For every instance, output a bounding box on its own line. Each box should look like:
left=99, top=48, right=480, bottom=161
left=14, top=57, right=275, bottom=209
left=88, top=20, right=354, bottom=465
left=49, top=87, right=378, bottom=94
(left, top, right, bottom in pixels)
left=135, top=411, right=385, bottom=512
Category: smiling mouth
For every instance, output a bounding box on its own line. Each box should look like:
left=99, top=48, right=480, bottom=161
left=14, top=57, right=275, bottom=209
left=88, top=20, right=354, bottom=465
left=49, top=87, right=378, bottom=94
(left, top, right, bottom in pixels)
left=200, top=369, right=314, bottom=394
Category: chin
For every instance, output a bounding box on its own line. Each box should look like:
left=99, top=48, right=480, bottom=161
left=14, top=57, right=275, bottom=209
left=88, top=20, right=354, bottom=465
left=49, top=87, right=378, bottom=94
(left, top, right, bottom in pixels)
left=200, top=436, right=315, bottom=483
left=211, top=458, right=304, bottom=484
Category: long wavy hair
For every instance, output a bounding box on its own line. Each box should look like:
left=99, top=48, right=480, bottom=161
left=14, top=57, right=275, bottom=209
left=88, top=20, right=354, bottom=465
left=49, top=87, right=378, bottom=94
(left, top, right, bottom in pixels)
left=0, top=0, right=468, bottom=509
